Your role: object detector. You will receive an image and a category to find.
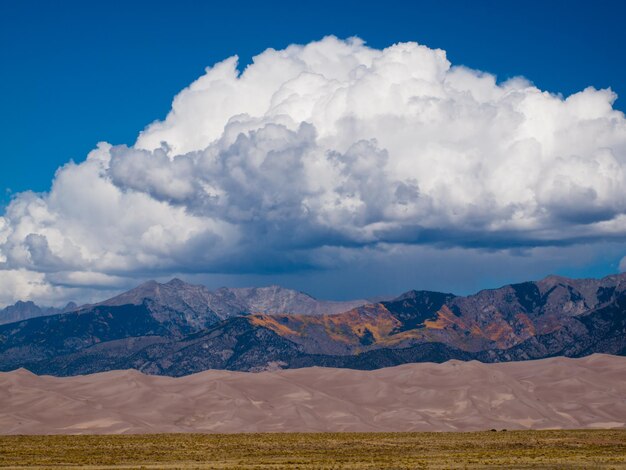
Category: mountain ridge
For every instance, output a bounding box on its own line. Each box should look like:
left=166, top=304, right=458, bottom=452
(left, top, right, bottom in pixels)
left=0, top=300, right=78, bottom=326
left=1, top=273, right=625, bottom=376
left=0, top=280, right=369, bottom=327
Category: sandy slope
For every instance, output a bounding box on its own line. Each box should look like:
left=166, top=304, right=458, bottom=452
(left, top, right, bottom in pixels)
left=1, top=354, right=625, bottom=434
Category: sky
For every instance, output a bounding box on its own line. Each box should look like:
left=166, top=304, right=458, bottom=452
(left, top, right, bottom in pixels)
left=1, top=0, right=626, bottom=305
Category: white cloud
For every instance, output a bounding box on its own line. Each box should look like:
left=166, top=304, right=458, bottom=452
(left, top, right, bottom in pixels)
left=1, top=36, right=626, bottom=305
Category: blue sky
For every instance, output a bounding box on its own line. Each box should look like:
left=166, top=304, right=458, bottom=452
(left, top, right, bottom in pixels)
left=2, top=0, right=625, bottom=200
left=1, top=0, right=626, bottom=304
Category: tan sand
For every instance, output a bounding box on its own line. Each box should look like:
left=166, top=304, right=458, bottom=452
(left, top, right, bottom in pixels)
left=1, top=354, right=625, bottom=434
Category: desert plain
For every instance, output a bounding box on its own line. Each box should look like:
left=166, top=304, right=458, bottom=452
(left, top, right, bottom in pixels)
left=2, top=355, right=626, bottom=468
left=1, top=354, right=626, bottom=434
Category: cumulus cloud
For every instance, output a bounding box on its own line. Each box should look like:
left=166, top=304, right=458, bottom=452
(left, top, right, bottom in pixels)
left=1, top=36, right=626, bottom=305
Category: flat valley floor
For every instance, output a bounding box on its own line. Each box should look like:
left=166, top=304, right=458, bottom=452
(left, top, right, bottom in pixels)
left=1, top=430, right=626, bottom=469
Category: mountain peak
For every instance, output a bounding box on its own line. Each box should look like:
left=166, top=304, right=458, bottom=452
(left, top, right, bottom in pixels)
left=165, top=278, right=187, bottom=288
left=393, top=289, right=455, bottom=302
left=538, top=274, right=572, bottom=286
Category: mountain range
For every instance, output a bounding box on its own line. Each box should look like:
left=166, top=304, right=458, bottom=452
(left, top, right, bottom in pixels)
left=0, top=300, right=77, bottom=326
left=0, top=273, right=625, bottom=376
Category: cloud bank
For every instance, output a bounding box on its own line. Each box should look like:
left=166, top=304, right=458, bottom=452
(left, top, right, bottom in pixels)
left=2, top=36, right=626, bottom=305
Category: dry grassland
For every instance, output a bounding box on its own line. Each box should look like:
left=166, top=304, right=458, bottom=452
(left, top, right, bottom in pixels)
left=1, top=430, right=626, bottom=469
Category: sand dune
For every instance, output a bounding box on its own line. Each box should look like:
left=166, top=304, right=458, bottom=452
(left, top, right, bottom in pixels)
left=1, top=354, right=625, bottom=434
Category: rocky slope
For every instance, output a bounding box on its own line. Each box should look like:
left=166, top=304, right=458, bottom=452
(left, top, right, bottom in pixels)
left=1, top=273, right=625, bottom=375
left=0, top=279, right=368, bottom=375
left=0, top=279, right=366, bottom=328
